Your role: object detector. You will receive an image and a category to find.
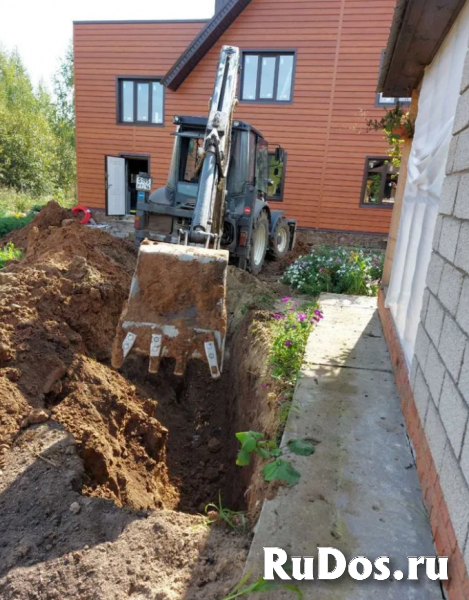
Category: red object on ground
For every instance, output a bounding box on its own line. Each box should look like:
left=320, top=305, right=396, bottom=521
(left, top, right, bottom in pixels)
left=72, top=205, right=92, bottom=224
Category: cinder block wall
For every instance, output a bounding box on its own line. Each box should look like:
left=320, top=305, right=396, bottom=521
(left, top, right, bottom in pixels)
left=411, top=48, right=469, bottom=576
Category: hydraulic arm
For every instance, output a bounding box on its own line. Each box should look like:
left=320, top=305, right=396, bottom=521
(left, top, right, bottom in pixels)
left=189, top=45, right=239, bottom=246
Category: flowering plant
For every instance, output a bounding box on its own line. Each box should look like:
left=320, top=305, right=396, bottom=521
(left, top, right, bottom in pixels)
left=270, top=298, right=323, bottom=386
left=281, top=245, right=384, bottom=297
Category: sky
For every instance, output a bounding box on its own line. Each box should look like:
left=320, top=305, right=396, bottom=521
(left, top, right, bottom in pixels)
left=0, top=0, right=215, bottom=89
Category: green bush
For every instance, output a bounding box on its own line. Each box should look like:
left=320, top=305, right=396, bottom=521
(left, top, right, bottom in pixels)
left=281, top=245, right=384, bottom=297
left=0, top=213, right=34, bottom=237
left=0, top=242, right=22, bottom=268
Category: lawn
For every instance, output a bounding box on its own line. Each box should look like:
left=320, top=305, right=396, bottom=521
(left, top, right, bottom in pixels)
left=0, top=187, right=75, bottom=237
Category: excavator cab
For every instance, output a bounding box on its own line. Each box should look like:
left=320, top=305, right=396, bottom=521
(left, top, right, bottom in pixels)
left=112, top=46, right=296, bottom=380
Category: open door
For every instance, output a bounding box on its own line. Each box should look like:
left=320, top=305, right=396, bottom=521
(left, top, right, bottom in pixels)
left=105, top=156, right=126, bottom=216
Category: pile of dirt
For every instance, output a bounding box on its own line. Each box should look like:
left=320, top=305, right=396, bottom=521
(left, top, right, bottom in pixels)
left=0, top=203, right=173, bottom=509
left=259, top=233, right=311, bottom=284
left=2, top=201, right=71, bottom=251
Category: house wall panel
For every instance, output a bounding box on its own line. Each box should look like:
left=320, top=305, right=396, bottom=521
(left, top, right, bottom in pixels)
left=74, top=0, right=396, bottom=232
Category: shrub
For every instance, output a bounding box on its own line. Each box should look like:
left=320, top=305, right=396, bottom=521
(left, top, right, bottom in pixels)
left=0, top=242, right=22, bottom=269
left=0, top=213, right=34, bottom=237
left=282, top=245, right=384, bottom=296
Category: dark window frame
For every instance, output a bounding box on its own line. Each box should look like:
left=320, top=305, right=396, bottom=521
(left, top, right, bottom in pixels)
left=375, top=51, right=411, bottom=108
left=360, top=155, right=398, bottom=209
left=267, top=150, right=287, bottom=202
left=240, top=50, right=297, bottom=104
left=116, top=76, right=165, bottom=127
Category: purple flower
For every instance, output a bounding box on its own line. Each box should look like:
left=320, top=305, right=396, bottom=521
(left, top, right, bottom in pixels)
left=281, top=297, right=291, bottom=303
left=285, top=340, right=292, bottom=347
left=291, top=324, right=297, bottom=329
left=261, top=383, right=269, bottom=389
left=314, top=309, right=324, bottom=319
left=313, top=316, right=320, bottom=322
left=273, top=313, right=285, bottom=320
left=297, top=312, right=307, bottom=323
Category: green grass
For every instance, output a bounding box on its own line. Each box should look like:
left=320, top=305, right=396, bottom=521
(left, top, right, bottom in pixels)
left=0, top=186, right=75, bottom=238
left=0, top=186, right=75, bottom=217
left=0, top=242, right=22, bottom=268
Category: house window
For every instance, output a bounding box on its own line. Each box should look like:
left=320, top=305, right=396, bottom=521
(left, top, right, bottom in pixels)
left=376, top=51, right=411, bottom=107
left=376, top=92, right=412, bottom=107
left=118, top=78, right=164, bottom=125
left=241, top=52, right=296, bottom=103
left=267, top=151, right=286, bottom=201
left=360, top=157, right=398, bottom=208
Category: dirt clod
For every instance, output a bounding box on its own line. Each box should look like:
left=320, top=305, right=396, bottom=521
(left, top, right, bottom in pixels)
left=27, top=408, right=51, bottom=425
left=69, top=501, right=81, bottom=514
left=208, top=437, right=222, bottom=453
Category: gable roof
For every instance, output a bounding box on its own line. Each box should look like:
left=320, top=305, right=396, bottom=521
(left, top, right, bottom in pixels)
left=378, top=0, right=466, bottom=97
left=161, top=0, right=253, bottom=91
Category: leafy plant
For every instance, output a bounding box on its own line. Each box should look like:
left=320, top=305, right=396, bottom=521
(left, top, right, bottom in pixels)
left=0, top=242, right=22, bottom=268
left=221, top=571, right=302, bottom=600
left=281, top=246, right=384, bottom=297
left=367, top=173, right=382, bottom=203
left=204, top=493, right=247, bottom=533
left=269, top=299, right=321, bottom=387
left=0, top=213, right=34, bottom=238
left=236, top=431, right=315, bottom=487
left=363, top=102, right=414, bottom=168
left=256, top=299, right=323, bottom=442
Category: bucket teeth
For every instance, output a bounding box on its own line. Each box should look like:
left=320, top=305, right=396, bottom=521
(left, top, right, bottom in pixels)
left=205, top=341, right=221, bottom=379
left=118, top=332, right=137, bottom=365
left=148, top=334, right=162, bottom=373
left=174, top=352, right=188, bottom=377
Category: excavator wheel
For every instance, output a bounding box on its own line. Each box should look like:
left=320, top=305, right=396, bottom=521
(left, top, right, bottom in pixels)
left=268, top=217, right=291, bottom=261
left=249, top=210, right=269, bottom=275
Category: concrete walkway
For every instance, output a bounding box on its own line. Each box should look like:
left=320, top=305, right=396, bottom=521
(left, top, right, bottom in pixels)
left=246, top=294, right=442, bottom=599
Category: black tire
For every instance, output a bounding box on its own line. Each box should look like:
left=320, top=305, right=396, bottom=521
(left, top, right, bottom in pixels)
left=268, top=217, right=291, bottom=260
left=248, top=211, right=269, bottom=275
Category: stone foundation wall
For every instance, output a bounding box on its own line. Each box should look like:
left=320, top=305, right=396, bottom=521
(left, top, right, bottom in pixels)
left=297, top=227, right=388, bottom=249
left=89, top=210, right=388, bottom=250
left=378, top=290, right=469, bottom=600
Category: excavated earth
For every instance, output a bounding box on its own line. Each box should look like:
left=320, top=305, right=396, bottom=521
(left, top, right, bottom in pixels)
left=0, top=202, right=284, bottom=600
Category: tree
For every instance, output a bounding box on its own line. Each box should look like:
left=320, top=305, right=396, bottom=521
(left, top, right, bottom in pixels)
left=0, top=43, right=76, bottom=198
left=0, top=48, right=58, bottom=195
left=51, top=41, right=76, bottom=193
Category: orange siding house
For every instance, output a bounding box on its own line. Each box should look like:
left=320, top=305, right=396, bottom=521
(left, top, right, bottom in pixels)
left=74, top=0, right=400, bottom=234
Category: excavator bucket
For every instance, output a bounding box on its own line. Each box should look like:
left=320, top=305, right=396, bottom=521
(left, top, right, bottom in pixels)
left=111, top=241, right=229, bottom=378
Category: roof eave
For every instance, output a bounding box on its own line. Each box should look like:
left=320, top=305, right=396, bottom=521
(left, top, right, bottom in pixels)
left=161, top=0, right=253, bottom=91
left=379, top=0, right=467, bottom=97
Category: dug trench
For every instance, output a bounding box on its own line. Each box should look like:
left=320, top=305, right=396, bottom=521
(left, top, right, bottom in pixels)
left=0, top=202, right=286, bottom=599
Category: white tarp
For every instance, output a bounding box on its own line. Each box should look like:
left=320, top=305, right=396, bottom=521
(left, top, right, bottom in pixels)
left=386, top=1, right=469, bottom=367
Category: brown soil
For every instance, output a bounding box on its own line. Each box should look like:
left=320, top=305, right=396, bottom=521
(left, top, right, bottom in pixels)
left=0, top=202, right=283, bottom=599
left=1, top=201, right=71, bottom=250
left=260, top=233, right=312, bottom=285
